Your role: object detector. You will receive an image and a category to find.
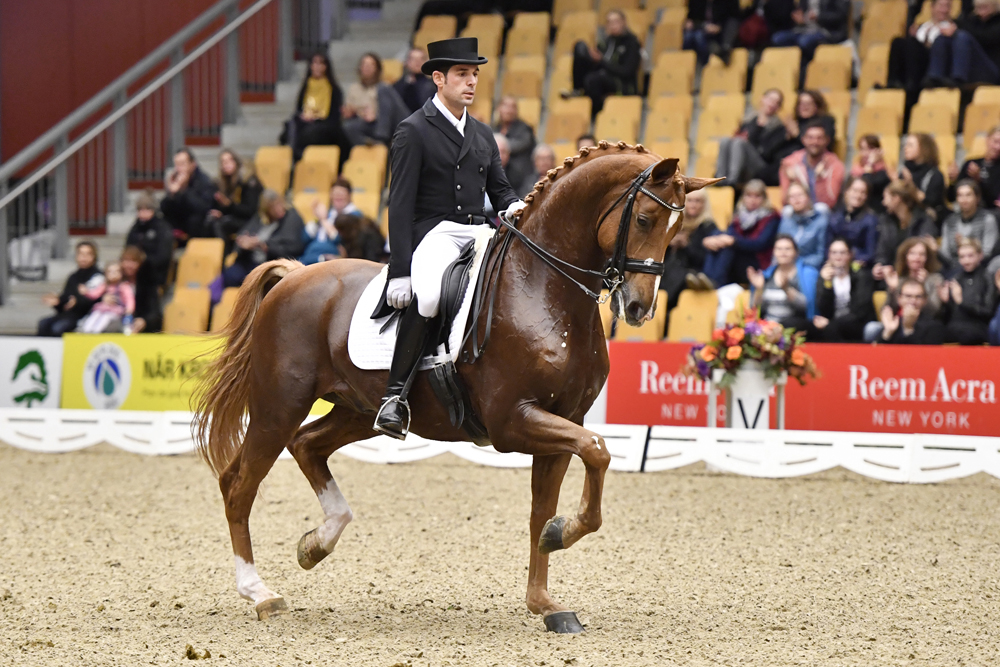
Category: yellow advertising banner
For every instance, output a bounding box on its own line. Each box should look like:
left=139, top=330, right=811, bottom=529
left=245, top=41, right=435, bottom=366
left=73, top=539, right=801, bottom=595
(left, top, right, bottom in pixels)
left=60, top=333, right=334, bottom=414
left=61, top=334, right=221, bottom=411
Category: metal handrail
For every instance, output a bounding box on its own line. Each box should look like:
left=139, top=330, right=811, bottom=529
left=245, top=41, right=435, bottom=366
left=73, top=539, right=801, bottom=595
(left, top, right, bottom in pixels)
left=0, top=0, right=278, bottom=212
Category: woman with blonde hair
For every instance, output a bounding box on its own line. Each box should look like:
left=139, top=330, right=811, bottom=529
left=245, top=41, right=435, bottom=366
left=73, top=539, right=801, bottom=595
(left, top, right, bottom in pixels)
left=661, top=188, right=717, bottom=304
left=701, top=179, right=780, bottom=287
left=872, top=179, right=938, bottom=280
left=209, top=148, right=263, bottom=250
left=895, top=133, right=946, bottom=222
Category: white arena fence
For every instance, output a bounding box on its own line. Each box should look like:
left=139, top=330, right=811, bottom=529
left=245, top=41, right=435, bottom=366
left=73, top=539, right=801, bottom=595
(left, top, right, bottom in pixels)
left=1, top=408, right=998, bottom=484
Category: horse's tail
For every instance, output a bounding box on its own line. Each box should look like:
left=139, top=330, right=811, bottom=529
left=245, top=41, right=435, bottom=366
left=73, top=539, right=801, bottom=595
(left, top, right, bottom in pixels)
left=193, top=258, right=303, bottom=478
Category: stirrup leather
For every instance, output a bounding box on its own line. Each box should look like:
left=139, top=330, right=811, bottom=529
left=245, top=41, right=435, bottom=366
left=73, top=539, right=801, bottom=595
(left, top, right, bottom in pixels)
left=373, top=395, right=411, bottom=439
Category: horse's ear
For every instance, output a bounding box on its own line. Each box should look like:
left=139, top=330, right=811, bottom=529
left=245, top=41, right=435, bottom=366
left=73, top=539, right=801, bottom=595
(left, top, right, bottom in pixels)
left=649, top=158, right=679, bottom=183
left=682, top=176, right=724, bottom=193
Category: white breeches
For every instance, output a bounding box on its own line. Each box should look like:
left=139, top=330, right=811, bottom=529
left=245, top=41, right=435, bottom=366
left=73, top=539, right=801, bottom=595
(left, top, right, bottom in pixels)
left=410, top=221, right=485, bottom=318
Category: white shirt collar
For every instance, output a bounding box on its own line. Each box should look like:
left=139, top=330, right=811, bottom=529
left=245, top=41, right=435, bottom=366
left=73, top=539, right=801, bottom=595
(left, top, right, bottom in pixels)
left=432, top=94, right=467, bottom=136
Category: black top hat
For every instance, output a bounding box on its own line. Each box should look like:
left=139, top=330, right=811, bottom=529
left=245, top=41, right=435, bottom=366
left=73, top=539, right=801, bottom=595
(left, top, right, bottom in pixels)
left=421, top=37, right=488, bottom=76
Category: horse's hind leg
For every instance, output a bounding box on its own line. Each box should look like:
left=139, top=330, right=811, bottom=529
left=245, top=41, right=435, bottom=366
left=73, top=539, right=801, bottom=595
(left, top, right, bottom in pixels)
left=220, top=410, right=306, bottom=620
left=286, top=407, right=375, bottom=570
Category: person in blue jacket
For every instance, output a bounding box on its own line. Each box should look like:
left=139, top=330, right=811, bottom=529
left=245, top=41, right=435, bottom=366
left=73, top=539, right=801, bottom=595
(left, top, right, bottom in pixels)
left=748, top=233, right=819, bottom=333
left=777, top=180, right=829, bottom=270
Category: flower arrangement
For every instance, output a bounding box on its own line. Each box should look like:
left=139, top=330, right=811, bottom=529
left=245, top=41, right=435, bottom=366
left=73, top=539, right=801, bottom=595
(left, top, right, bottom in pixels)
left=681, top=308, right=819, bottom=387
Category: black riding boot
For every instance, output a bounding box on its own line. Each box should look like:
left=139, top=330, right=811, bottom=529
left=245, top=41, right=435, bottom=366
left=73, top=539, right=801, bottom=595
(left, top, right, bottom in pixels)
left=373, top=302, right=433, bottom=440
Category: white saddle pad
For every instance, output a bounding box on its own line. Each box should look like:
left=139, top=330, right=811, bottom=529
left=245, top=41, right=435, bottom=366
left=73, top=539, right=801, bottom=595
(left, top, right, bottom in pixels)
left=348, top=226, right=495, bottom=371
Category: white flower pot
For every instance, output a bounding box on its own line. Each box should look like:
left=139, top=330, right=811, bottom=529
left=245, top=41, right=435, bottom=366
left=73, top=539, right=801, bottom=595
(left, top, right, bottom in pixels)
left=711, top=361, right=785, bottom=430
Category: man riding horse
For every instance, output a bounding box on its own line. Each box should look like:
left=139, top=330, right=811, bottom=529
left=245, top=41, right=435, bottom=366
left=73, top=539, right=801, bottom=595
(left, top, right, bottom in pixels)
left=372, top=37, right=526, bottom=439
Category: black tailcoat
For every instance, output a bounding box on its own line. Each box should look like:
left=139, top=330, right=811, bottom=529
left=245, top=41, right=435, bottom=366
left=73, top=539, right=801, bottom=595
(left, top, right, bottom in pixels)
left=372, top=97, right=518, bottom=318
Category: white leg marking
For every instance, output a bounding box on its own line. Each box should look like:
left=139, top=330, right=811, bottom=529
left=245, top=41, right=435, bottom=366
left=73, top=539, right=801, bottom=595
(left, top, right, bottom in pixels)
left=234, top=556, right=281, bottom=604
left=592, top=435, right=602, bottom=450
left=316, top=479, right=353, bottom=552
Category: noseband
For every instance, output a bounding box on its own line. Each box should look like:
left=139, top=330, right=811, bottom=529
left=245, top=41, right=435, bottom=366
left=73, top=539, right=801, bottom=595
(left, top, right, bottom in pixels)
left=465, top=163, right=684, bottom=362
left=497, top=162, right=684, bottom=302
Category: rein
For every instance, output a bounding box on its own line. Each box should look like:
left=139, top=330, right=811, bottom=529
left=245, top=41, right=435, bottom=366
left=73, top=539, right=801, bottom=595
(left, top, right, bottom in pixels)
left=462, top=162, right=684, bottom=363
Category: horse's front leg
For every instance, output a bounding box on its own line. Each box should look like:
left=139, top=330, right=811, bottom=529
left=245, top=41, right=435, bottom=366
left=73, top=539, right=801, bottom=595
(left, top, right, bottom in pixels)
left=496, top=405, right=612, bottom=632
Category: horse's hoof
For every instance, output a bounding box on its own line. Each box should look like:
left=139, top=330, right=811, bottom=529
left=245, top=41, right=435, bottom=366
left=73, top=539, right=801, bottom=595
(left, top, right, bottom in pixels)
left=538, top=516, right=567, bottom=554
left=297, top=529, right=327, bottom=570
left=255, top=596, right=288, bottom=621
left=544, top=610, right=584, bottom=634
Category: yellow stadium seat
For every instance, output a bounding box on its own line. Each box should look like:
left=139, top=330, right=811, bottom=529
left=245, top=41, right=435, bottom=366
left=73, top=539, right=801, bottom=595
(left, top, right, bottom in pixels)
left=516, top=97, right=542, bottom=131
left=413, top=15, right=457, bottom=51
left=381, top=59, right=403, bottom=84
left=342, top=159, right=384, bottom=195
left=908, top=104, right=957, bottom=136
left=696, top=108, right=741, bottom=146
left=651, top=94, right=694, bottom=124
left=692, top=140, right=720, bottom=178
left=647, top=0, right=687, bottom=11
left=598, top=0, right=640, bottom=16
left=553, top=0, right=591, bottom=26
left=813, top=43, right=854, bottom=71
left=175, top=239, right=224, bottom=289
left=506, top=23, right=548, bottom=57
left=918, top=88, right=961, bottom=114
left=858, top=44, right=890, bottom=99
left=476, top=61, right=497, bottom=100
left=760, top=46, right=802, bottom=83
left=962, top=103, right=1000, bottom=147
left=699, top=50, right=748, bottom=105
left=967, top=134, right=989, bottom=160
left=462, top=14, right=505, bottom=59
left=292, top=159, right=333, bottom=195
left=725, top=289, right=751, bottom=325
left=545, top=112, right=591, bottom=143
left=933, top=134, right=956, bottom=171
left=666, top=290, right=718, bottom=342
left=352, top=191, right=381, bottom=220
left=804, top=59, right=851, bottom=92
left=659, top=7, right=687, bottom=25
left=614, top=291, right=668, bottom=342
left=254, top=146, right=292, bottom=194
left=873, top=290, right=888, bottom=314
left=469, top=98, right=493, bottom=124
left=595, top=96, right=642, bottom=143
left=644, top=113, right=690, bottom=143
left=623, top=8, right=652, bottom=46
left=512, top=11, right=551, bottom=30
left=551, top=141, right=579, bottom=163
left=502, top=68, right=543, bottom=98
left=824, top=90, right=852, bottom=121
left=548, top=55, right=575, bottom=105
left=300, top=145, right=340, bottom=179
left=292, top=190, right=329, bottom=223
left=648, top=51, right=697, bottom=97
left=972, top=86, right=1000, bottom=105
left=211, top=287, right=241, bottom=333
left=859, top=0, right=907, bottom=55
left=349, top=144, right=388, bottom=166
left=705, top=187, right=735, bottom=229
left=650, top=19, right=683, bottom=57
left=750, top=62, right=797, bottom=108
left=857, top=105, right=902, bottom=137
left=705, top=92, right=746, bottom=119
left=163, top=287, right=211, bottom=334
left=766, top=186, right=783, bottom=211
left=649, top=140, right=689, bottom=171
left=878, top=134, right=901, bottom=169
left=554, top=11, right=597, bottom=56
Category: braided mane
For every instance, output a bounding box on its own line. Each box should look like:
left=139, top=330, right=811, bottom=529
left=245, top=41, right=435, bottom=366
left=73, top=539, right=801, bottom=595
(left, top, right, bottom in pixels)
left=519, top=140, right=652, bottom=214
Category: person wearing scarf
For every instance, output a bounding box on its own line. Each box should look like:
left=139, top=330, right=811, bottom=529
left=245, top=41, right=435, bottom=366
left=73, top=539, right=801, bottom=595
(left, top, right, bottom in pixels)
left=701, top=179, right=781, bottom=287
left=777, top=180, right=830, bottom=269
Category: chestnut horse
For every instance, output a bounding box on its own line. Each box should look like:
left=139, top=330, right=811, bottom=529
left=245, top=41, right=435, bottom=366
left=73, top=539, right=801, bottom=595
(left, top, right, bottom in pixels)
left=194, top=141, right=717, bottom=632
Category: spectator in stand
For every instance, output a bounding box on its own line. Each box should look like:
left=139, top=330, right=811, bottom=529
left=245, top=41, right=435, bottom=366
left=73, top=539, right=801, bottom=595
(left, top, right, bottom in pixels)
left=884, top=237, right=945, bottom=316
left=702, top=179, right=780, bottom=287
left=282, top=52, right=352, bottom=166
left=877, top=278, right=946, bottom=344
left=492, top=96, right=536, bottom=193
left=301, top=178, right=360, bottom=265
left=939, top=180, right=999, bottom=269
left=392, top=47, right=436, bottom=113
left=210, top=190, right=305, bottom=303
left=333, top=213, right=387, bottom=262
left=660, top=189, right=717, bottom=303
left=209, top=149, right=263, bottom=252
left=767, top=0, right=851, bottom=86
left=346, top=53, right=410, bottom=147
left=120, top=246, right=162, bottom=333
left=988, top=268, right=1000, bottom=344
left=748, top=234, right=818, bottom=332
left=887, top=0, right=953, bottom=92
left=759, top=91, right=835, bottom=185
left=811, top=238, right=876, bottom=342
left=850, top=134, right=891, bottom=213
left=577, top=134, right=597, bottom=151
left=160, top=147, right=218, bottom=242
left=947, top=126, right=1000, bottom=209
left=714, top=88, right=787, bottom=188
left=779, top=123, right=845, bottom=209
left=75, top=260, right=135, bottom=334
left=486, top=133, right=512, bottom=218
left=683, top=0, right=741, bottom=66
left=938, top=237, right=997, bottom=343
left=565, top=10, right=641, bottom=117
left=872, top=180, right=938, bottom=277
left=124, top=191, right=173, bottom=288
left=37, top=241, right=103, bottom=337
left=778, top=181, right=830, bottom=269
left=826, top=176, right=879, bottom=266
left=518, top=143, right=556, bottom=197
left=896, top=133, right=946, bottom=223
left=924, top=0, right=1000, bottom=87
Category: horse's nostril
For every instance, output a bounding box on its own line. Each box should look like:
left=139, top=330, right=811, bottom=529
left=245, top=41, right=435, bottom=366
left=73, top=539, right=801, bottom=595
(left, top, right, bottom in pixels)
left=626, top=300, right=645, bottom=321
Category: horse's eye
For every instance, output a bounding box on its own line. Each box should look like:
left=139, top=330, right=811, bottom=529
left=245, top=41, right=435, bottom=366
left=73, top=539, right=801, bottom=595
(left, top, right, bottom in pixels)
left=636, top=215, right=651, bottom=229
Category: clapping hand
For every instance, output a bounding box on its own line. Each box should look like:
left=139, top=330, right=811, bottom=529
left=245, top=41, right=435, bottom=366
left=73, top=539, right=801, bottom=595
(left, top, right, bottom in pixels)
left=813, top=315, right=830, bottom=329
left=880, top=305, right=900, bottom=340
left=950, top=280, right=963, bottom=304
left=966, top=161, right=981, bottom=180
left=236, top=235, right=258, bottom=251
left=747, top=266, right=765, bottom=290
left=871, top=263, right=887, bottom=281
left=820, top=262, right=835, bottom=282
left=774, top=268, right=788, bottom=289
left=42, top=293, right=59, bottom=308
left=938, top=280, right=951, bottom=304
left=912, top=266, right=928, bottom=283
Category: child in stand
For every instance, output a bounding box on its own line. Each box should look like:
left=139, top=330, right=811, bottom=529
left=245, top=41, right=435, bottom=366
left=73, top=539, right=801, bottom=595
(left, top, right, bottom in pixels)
left=77, top=261, right=136, bottom=333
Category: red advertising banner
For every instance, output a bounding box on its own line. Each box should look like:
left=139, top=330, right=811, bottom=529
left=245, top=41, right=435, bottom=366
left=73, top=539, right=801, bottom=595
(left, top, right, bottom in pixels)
left=606, top=342, right=1000, bottom=436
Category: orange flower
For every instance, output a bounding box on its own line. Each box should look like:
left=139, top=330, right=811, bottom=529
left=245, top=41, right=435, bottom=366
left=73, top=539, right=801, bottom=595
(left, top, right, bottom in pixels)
left=743, top=307, right=758, bottom=323
left=727, top=327, right=745, bottom=345
left=726, top=345, right=742, bottom=360
left=791, top=348, right=806, bottom=366
left=712, top=328, right=725, bottom=342
left=700, top=345, right=718, bottom=362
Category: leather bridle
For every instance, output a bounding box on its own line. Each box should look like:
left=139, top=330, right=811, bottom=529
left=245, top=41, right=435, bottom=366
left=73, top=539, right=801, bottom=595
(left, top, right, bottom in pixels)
left=464, top=162, right=685, bottom=363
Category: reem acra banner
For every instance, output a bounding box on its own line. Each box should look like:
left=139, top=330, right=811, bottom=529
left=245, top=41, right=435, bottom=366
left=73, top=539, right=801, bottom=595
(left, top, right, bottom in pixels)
left=0, top=336, right=64, bottom=409
left=606, top=342, right=1000, bottom=437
